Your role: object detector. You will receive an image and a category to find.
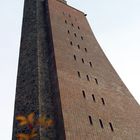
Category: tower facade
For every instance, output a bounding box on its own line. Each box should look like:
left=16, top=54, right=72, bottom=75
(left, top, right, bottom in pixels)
left=12, top=0, right=140, bottom=140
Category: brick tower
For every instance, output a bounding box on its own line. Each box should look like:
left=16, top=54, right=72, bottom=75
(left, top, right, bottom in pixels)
left=12, top=0, right=140, bottom=140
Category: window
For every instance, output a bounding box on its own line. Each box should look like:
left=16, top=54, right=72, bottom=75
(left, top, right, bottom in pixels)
left=68, top=30, right=70, bottom=34
left=86, top=75, right=90, bottom=81
left=77, top=71, right=81, bottom=78
left=82, top=58, right=84, bottom=63
left=101, top=98, right=105, bottom=105
left=63, top=12, right=65, bottom=15
left=99, top=119, right=104, bottom=129
left=74, top=55, right=76, bottom=61
left=95, top=78, right=98, bottom=85
left=71, top=23, right=74, bottom=27
left=109, top=122, right=114, bottom=132
left=77, top=44, right=80, bottom=49
left=89, top=62, right=92, bottom=67
left=69, top=14, right=71, bottom=18
left=84, top=48, right=87, bottom=52
left=70, top=41, right=73, bottom=46
left=65, top=20, right=67, bottom=24
left=81, top=36, right=83, bottom=40
left=74, top=33, right=77, bottom=37
left=88, top=116, right=93, bottom=125
left=92, top=94, right=96, bottom=102
left=78, top=26, right=80, bottom=30
left=82, top=90, right=86, bottom=98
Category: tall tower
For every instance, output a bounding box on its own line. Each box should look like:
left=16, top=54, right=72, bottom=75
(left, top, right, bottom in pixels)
left=12, top=0, right=140, bottom=140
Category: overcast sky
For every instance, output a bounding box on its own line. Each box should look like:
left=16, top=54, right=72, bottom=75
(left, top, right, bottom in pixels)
left=0, top=0, right=140, bottom=139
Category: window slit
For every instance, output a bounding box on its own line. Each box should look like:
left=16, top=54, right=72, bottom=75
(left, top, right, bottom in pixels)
left=82, top=90, right=86, bottom=98
left=74, top=55, right=76, bottom=61
left=89, top=62, right=92, bottom=67
left=109, top=122, right=114, bottom=132
left=99, top=119, right=104, bottom=129
left=92, top=94, right=96, bottom=102
left=82, top=58, right=84, bottom=63
left=77, top=71, right=81, bottom=78
left=86, top=75, right=90, bottom=81
left=95, top=78, right=98, bottom=85
left=65, top=20, right=67, bottom=24
left=89, top=116, right=93, bottom=125
left=77, top=44, right=80, bottom=49
left=101, top=98, right=105, bottom=105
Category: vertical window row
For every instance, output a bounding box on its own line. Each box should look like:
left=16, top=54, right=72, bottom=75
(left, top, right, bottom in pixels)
left=72, top=55, right=93, bottom=69
left=63, top=11, right=113, bottom=133
left=82, top=91, right=105, bottom=106
left=63, top=12, right=80, bottom=30
left=88, top=117, right=114, bottom=132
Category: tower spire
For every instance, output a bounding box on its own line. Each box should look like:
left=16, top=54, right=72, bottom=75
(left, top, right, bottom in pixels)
left=57, top=0, right=67, bottom=4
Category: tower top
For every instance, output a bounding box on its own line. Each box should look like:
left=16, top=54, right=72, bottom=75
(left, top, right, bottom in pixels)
left=57, top=0, right=67, bottom=4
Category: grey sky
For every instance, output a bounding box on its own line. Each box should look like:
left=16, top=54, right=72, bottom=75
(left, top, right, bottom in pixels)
left=0, top=0, right=140, bottom=139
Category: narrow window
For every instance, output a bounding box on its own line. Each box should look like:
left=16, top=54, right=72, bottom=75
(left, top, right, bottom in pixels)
left=88, top=116, right=93, bottom=125
left=82, top=58, right=84, bottom=63
left=65, top=20, right=67, bottom=24
left=77, top=71, right=81, bottom=78
left=63, top=12, right=65, bottom=15
left=74, top=55, right=76, bottom=61
left=68, top=30, right=70, bottom=34
left=109, top=122, right=114, bottom=132
left=86, top=75, right=90, bottom=81
left=71, top=23, right=74, bottom=27
left=74, top=33, right=77, bottom=37
left=81, top=36, right=83, bottom=40
left=82, top=90, right=86, bottom=98
left=92, top=94, right=96, bottom=102
left=69, top=14, right=71, bottom=18
left=77, top=44, right=80, bottom=49
left=99, top=119, right=104, bottom=129
left=85, top=48, right=87, bottom=52
left=78, top=26, right=80, bottom=30
left=95, top=78, right=98, bottom=85
left=101, top=98, right=105, bottom=105
left=89, top=62, right=92, bottom=67
left=70, top=41, right=73, bottom=46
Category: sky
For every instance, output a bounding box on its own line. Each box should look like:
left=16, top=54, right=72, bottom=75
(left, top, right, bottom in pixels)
left=0, top=0, right=140, bottom=139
